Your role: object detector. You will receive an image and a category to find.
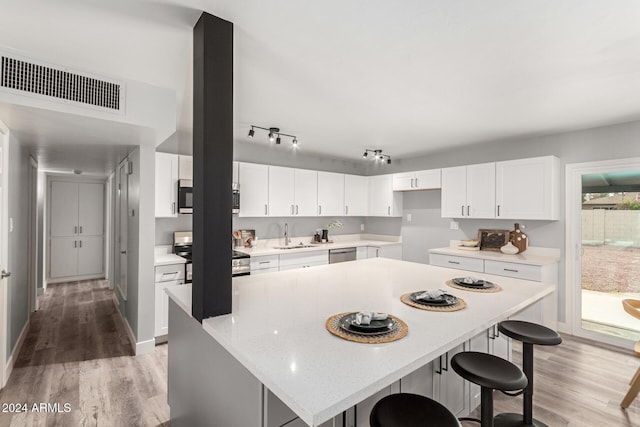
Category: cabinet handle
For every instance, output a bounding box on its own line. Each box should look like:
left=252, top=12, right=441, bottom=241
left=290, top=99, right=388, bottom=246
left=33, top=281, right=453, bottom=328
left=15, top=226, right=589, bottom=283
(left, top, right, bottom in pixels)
left=296, top=205, right=299, bottom=215
left=79, top=226, right=83, bottom=234
left=489, top=326, right=496, bottom=340
left=74, top=240, right=77, bottom=248
left=443, top=352, right=449, bottom=372
left=436, top=355, right=442, bottom=375
left=291, top=204, right=294, bottom=215
left=495, top=325, right=500, bottom=338
left=415, top=178, right=419, bottom=188
left=410, top=178, right=414, bottom=188
left=74, top=226, right=78, bottom=234
left=259, top=261, right=271, bottom=265
left=172, top=202, right=176, bottom=214
left=504, top=268, right=519, bottom=273
left=79, top=240, right=82, bottom=248
left=345, top=205, right=348, bottom=215
left=319, top=205, right=322, bottom=215
left=467, top=205, right=470, bottom=216
left=264, top=204, right=268, bottom=215
left=461, top=205, right=464, bottom=216
left=497, top=205, right=500, bottom=217
left=387, top=206, right=391, bottom=216
left=447, top=260, right=460, bottom=264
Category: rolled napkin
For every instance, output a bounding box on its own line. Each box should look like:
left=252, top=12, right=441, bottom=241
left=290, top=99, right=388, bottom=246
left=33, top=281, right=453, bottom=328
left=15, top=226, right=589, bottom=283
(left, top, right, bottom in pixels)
left=462, top=276, right=479, bottom=284
left=416, top=289, right=445, bottom=300
left=355, top=311, right=388, bottom=325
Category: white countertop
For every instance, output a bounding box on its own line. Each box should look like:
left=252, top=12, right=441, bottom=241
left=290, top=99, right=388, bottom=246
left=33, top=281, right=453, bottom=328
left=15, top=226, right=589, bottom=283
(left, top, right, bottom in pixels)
left=165, top=283, right=192, bottom=314
left=235, top=238, right=400, bottom=257
left=154, top=245, right=187, bottom=266
left=168, top=258, right=555, bottom=426
left=430, top=246, right=560, bottom=266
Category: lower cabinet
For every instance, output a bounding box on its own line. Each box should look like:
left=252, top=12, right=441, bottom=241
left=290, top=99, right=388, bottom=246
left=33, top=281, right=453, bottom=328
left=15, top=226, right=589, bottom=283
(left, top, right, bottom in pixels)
left=155, top=263, right=185, bottom=337
left=356, top=247, right=368, bottom=260
left=468, top=326, right=511, bottom=410
left=50, top=236, right=104, bottom=279
left=279, top=250, right=328, bottom=271
left=433, top=343, right=469, bottom=418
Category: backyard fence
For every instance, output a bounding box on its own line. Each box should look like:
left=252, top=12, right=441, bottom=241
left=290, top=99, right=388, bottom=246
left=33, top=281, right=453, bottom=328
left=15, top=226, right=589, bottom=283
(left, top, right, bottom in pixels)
left=582, top=209, right=640, bottom=247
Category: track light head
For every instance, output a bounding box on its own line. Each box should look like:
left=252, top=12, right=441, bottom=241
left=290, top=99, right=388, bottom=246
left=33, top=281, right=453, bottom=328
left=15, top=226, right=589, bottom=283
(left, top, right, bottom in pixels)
left=387, top=158, right=391, bottom=165
left=276, top=135, right=281, bottom=144
left=292, top=138, right=298, bottom=146
left=249, top=125, right=297, bottom=146
left=248, top=127, right=255, bottom=138
left=363, top=152, right=368, bottom=158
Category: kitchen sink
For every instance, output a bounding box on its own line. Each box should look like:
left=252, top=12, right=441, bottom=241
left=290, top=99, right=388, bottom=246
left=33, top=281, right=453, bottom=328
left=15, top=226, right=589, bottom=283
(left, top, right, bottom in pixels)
left=272, top=245, right=317, bottom=250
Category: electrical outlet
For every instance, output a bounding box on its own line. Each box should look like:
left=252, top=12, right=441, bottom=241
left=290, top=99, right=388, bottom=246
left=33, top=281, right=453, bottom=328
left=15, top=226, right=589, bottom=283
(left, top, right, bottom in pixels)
left=360, top=223, right=364, bottom=231
left=450, top=221, right=459, bottom=230
left=407, top=214, right=412, bottom=222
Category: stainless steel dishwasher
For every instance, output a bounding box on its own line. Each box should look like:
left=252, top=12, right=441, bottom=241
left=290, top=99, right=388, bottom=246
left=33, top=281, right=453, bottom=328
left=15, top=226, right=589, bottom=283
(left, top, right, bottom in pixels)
left=329, top=247, right=357, bottom=264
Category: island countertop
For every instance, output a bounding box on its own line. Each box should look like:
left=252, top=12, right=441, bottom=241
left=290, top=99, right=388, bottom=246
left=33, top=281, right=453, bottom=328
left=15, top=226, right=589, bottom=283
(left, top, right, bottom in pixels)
left=168, top=258, right=555, bottom=426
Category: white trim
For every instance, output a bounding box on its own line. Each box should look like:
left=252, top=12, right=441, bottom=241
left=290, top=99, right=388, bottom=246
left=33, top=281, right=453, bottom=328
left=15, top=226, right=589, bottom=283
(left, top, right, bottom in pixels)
left=46, top=274, right=105, bottom=285
left=565, top=157, right=640, bottom=346
left=110, top=294, right=154, bottom=355
left=2, top=319, right=29, bottom=388
left=0, top=124, right=9, bottom=388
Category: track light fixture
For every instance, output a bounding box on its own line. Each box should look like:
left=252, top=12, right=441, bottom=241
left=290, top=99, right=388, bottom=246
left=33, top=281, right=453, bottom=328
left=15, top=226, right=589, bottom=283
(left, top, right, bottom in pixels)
left=362, top=149, right=392, bottom=165
left=248, top=125, right=299, bottom=146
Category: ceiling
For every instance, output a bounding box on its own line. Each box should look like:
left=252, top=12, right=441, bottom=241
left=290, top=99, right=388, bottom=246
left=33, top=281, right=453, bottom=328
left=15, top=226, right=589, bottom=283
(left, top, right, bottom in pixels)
left=3, top=0, right=640, bottom=172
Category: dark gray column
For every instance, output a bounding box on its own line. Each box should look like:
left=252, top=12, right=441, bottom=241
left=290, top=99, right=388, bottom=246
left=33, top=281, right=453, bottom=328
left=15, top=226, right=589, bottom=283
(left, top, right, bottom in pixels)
left=192, top=12, right=233, bottom=322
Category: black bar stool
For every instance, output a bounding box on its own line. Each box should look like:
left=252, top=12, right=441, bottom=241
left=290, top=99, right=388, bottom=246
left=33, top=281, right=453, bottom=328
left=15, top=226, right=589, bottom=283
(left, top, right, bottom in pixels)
left=370, top=393, right=461, bottom=427
left=451, top=351, right=527, bottom=427
left=494, top=320, right=562, bottom=427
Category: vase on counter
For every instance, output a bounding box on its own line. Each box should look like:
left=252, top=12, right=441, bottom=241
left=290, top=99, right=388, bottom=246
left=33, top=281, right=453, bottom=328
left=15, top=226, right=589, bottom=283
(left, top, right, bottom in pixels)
left=500, top=241, right=519, bottom=255
left=510, top=223, right=528, bottom=253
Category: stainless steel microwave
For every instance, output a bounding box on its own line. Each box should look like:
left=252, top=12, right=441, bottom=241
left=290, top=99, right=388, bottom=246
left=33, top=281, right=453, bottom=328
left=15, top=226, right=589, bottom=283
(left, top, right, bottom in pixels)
left=178, top=179, right=193, bottom=214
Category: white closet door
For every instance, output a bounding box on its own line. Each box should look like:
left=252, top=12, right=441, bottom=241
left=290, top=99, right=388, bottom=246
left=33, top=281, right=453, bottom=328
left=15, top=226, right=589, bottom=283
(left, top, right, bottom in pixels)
left=50, top=238, right=78, bottom=278
left=78, top=183, right=104, bottom=236
left=77, top=236, right=104, bottom=276
left=50, top=181, right=79, bottom=237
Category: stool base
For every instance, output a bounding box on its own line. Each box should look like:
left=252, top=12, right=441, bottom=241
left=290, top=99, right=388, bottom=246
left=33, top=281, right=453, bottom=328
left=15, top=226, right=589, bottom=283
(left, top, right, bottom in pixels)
left=494, top=413, right=549, bottom=427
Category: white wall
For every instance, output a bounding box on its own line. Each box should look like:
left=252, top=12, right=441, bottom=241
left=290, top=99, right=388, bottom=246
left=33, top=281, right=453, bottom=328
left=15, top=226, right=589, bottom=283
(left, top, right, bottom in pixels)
left=367, top=119, right=640, bottom=323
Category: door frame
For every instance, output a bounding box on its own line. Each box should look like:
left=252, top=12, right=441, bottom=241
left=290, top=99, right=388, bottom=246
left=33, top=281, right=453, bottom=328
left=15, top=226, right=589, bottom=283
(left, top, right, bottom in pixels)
left=0, top=120, right=9, bottom=388
left=565, top=157, right=640, bottom=348
left=28, top=156, right=38, bottom=312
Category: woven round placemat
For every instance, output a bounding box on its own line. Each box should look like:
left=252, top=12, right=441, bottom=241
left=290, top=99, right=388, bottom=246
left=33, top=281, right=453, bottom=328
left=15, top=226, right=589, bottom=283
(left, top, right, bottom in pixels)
left=446, top=279, right=502, bottom=293
left=400, top=293, right=467, bottom=312
left=326, top=313, right=409, bottom=344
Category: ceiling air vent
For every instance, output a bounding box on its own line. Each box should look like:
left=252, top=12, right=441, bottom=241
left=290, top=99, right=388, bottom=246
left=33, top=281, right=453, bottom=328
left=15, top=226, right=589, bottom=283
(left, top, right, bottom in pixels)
left=1, top=56, right=121, bottom=111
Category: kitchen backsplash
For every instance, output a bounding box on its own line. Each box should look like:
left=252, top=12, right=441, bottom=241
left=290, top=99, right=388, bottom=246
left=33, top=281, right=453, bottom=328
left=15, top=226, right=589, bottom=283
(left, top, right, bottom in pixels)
left=156, top=216, right=193, bottom=245
left=233, top=216, right=366, bottom=240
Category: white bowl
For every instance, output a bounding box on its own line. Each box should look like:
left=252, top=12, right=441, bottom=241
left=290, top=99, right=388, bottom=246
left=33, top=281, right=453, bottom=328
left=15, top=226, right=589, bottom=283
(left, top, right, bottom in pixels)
left=460, top=240, right=478, bottom=247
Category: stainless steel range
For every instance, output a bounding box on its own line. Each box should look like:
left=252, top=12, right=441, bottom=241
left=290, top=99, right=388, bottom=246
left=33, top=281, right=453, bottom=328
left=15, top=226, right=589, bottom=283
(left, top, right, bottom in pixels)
left=174, top=231, right=250, bottom=280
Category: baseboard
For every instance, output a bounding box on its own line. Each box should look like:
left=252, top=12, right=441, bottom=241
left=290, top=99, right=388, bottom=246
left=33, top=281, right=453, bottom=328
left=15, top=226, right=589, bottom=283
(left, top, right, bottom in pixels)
left=47, top=274, right=105, bottom=285
left=111, top=296, right=155, bottom=356
left=37, top=288, right=44, bottom=296
left=3, top=319, right=30, bottom=388
left=557, top=321, right=570, bottom=334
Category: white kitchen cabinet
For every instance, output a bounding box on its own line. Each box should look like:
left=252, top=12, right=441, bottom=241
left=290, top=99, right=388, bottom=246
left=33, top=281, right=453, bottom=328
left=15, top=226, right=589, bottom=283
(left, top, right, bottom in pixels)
left=495, top=156, right=560, bottom=220
left=468, top=326, right=511, bottom=410
left=368, top=174, right=403, bottom=217
left=250, top=255, right=280, bottom=272
left=233, top=161, right=239, bottom=183
left=344, top=174, right=368, bottom=216
left=294, top=169, right=318, bottom=216
left=49, top=179, right=105, bottom=281
left=155, top=152, right=179, bottom=217
left=268, top=166, right=295, bottom=217
left=441, top=163, right=495, bottom=218
left=317, top=171, right=344, bottom=216
left=155, top=263, right=185, bottom=337
left=367, top=247, right=380, bottom=258
left=356, top=246, right=368, bottom=260
left=484, top=260, right=542, bottom=282
left=279, top=251, right=328, bottom=270
left=178, top=155, right=193, bottom=180
left=355, top=383, right=400, bottom=427
left=370, top=244, right=403, bottom=260
left=429, top=253, right=484, bottom=272
left=433, top=343, right=468, bottom=418
left=392, top=169, right=441, bottom=191
left=239, top=163, right=270, bottom=217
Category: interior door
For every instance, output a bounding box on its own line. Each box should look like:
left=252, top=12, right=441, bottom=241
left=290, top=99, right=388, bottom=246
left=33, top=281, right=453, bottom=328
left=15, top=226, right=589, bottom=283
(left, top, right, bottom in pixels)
left=78, top=236, right=104, bottom=276
left=118, top=162, right=128, bottom=300
left=49, top=237, right=78, bottom=278
left=50, top=181, right=79, bottom=237
left=78, top=182, right=104, bottom=236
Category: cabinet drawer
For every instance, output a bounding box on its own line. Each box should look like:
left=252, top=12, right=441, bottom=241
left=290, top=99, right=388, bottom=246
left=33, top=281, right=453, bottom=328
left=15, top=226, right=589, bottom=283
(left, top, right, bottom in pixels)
left=250, top=255, right=279, bottom=271
left=155, top=264, right=186, bottom=282
left=279, top=250, right=328, bottom=267
left=429, top=253, right=484, bottom=273
left=484, top=260, right=541, bottom=282
left=250, top=267, right=279, bottom=275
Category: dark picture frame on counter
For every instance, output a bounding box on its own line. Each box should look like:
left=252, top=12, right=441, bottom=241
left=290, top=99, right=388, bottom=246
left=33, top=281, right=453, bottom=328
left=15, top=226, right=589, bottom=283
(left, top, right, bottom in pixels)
left=477, top=229, right=510, bottom=251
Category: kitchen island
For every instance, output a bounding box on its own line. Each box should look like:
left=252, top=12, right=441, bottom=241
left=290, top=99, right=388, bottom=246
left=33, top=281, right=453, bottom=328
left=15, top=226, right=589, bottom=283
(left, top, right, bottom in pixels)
left=166, top=258, right=556, bottom=427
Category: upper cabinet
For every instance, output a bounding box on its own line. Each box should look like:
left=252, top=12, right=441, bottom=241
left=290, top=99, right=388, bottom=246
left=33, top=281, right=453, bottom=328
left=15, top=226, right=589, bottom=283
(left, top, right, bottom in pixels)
left=442, top=156, right=560, bottom=220
left=239, top=162, right=269, bottom=217
left=178, top=155, right=193, bottom=180
left=317, top=172, right=344, bottom=216
left=441, top=163, right=495, bottom=218
left=267, top=167, right=318, bottom=217
left=393, top=169, right=441, bottom=191
left=496, top=156, right=560, bottom=220
left=368, top=174, right=403, bottom=217
left=155, top=152, right=179, bottom=218
left=344, top=174, right=368, bottom=216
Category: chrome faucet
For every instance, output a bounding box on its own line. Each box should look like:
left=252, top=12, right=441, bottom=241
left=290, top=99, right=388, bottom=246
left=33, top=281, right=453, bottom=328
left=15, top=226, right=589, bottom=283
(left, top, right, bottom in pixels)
left=284, top=223, right=290, bottom=246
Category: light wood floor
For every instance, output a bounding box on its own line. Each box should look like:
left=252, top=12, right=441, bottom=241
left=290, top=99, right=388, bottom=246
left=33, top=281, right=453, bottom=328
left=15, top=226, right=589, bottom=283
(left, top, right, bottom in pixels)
left=2, top=280, right=640, bottom=426
left=0, top=280, right=169, bottom=427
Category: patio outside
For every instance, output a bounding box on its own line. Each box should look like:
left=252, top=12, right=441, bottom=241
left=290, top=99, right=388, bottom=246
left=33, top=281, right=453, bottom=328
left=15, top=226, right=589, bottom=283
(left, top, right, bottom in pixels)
left=581, top=195, right=640, bottom=341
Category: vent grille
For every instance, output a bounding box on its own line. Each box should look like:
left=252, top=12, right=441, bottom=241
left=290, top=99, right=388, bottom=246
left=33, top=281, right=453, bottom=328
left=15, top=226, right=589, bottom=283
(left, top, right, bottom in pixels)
left=1, top=56, right=121, bottom=110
